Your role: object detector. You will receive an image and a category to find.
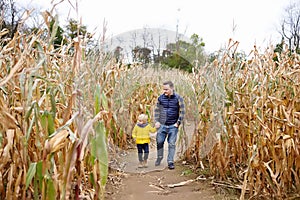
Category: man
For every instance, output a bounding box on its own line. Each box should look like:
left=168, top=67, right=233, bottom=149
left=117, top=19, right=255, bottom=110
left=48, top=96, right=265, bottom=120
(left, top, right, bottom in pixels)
left=154, top=81, right=185, bottom=169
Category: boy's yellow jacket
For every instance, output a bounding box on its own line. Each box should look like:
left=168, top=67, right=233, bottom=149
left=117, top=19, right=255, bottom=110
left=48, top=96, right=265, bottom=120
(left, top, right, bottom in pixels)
left=132, top=123, right=156, bottom=144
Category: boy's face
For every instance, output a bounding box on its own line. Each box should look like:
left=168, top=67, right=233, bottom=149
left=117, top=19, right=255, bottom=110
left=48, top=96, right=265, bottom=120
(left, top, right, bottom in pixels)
left=163, top=84, right=173, bottom=97
left=138, top=119, right=146, bottom=124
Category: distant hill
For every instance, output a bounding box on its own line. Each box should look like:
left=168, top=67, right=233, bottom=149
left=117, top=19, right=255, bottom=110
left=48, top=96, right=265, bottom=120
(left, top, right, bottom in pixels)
left=103, top=28, right=191, bottom=63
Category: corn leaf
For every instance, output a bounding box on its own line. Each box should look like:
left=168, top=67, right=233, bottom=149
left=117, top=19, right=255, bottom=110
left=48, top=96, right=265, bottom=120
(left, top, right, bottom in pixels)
left=46, top=178, right=56, bottom=200
left=26, top=162, right=37, bottom=190
left=94, top=84, right=101, bottom=115
left=91, top=121, right=108, bottom=187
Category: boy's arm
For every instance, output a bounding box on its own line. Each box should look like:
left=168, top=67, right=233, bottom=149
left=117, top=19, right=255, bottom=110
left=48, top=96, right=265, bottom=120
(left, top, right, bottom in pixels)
left=132, top=125, right=137, bottom=139
left=148, top=125, right=157, bottom=133
left=154, top=97, right=162, bottom=128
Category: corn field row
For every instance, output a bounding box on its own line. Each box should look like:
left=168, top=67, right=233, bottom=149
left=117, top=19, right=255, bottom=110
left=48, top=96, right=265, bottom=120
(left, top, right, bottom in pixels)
left=190, top=41, right=300, bottom=199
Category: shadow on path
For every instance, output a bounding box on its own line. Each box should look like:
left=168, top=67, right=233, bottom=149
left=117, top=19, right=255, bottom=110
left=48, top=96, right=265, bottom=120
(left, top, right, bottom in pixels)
left=110, top=143, right=175, bottom=173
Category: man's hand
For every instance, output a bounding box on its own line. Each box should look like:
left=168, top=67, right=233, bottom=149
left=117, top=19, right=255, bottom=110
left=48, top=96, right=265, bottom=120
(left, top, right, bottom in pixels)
left=155, top=122, right=161, bottom=129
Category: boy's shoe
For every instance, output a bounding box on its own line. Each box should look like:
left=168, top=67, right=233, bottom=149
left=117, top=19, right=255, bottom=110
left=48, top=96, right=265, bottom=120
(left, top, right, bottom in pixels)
left=143, top=160, right=148, bottom=168
left=138, top=162, right=144, bottom=168
left=168, top=163, right=175, bottom=170
left=155, top=158, right=162, bottom=166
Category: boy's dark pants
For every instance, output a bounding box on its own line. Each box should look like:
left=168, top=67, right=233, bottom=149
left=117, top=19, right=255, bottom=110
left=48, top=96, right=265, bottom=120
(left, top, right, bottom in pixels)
left=137, top=143, right=149, bottom=162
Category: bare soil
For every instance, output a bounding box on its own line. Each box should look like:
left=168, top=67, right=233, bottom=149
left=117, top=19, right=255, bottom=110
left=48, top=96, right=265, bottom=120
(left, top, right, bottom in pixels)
left=105, top=122, right=240, bottom=200
left=105, top=159, right=240, bottom=200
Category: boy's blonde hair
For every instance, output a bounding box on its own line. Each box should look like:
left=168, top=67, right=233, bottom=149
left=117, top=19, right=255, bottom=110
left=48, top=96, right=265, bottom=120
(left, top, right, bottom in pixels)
left=138, top=114, right=148, bottom=122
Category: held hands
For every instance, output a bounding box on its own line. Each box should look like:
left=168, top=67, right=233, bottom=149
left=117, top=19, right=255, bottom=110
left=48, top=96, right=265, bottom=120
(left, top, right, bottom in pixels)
left=155, top=122, right=161, bottom=129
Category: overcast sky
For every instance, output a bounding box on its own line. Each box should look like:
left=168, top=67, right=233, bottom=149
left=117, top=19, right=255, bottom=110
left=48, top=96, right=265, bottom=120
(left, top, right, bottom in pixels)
left=18, top=0, right=291, bottom=54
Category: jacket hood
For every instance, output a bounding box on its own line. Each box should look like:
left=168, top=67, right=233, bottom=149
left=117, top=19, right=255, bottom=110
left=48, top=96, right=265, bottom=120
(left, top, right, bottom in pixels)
left=137, top=123, right=148, bottom=128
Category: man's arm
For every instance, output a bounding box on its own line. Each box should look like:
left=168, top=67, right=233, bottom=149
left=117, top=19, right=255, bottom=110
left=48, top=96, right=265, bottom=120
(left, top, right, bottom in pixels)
left=154, top=97, right=161, bottom=128
left=177, top=95, right=185, bottom=125
left=154, top=98, right=161, bottom=123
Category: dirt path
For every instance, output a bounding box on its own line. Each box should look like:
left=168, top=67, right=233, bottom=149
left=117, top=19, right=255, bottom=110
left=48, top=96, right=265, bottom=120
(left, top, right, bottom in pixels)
left=105, top=146, right=239, bottom=200
left=105, top=122, right=239, bottom=199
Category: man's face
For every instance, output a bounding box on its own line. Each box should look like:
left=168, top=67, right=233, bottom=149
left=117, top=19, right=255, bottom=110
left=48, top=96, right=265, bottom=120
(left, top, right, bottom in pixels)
left=163, top=84, right=172, bottom=96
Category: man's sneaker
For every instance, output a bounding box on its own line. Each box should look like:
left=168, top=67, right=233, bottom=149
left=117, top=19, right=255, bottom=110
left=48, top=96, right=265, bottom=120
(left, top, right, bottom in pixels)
left=155, top=158, right=162, bottom=166
left=168, top=163, right=175, bottom=170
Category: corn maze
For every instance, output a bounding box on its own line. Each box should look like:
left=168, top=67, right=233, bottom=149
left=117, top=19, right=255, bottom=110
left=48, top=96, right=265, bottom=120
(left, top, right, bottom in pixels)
left=0, top=14, right=300, bottom=200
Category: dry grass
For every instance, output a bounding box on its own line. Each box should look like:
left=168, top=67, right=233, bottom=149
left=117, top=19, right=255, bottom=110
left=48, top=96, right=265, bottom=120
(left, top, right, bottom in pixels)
left=190, top=40, right=300, bottom=199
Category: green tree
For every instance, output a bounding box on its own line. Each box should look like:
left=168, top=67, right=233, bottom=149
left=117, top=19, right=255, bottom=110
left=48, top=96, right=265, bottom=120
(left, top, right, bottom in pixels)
left=161, top=34, right=206, bottom=73
left=113, top=46, right=123, bottom=63
left=273, top=37, right=285, bottom=62
left=190, top=33, right=206, bottom=67
left=132, top=46, right=151, bottom=64
left=65, top=18, right=95, bottom=54
left=49, top=17, right=66, bottom=49
left=162, top=51, right=192, bottom=72
left=65, top=18, right=89, bottom=40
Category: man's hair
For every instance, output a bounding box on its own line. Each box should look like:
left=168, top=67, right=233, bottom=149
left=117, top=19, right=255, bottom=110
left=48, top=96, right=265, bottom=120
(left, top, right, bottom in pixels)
left=163, top=81, right=174, bottom=89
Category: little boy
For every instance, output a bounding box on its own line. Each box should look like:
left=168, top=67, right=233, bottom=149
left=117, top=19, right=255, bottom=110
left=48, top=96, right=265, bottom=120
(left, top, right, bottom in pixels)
left=132, top=114, right=157, bottom=168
